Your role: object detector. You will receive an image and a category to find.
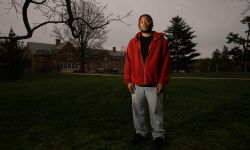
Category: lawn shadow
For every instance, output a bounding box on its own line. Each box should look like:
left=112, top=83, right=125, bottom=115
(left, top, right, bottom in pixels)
left=166, top=96, right=250, bottom=150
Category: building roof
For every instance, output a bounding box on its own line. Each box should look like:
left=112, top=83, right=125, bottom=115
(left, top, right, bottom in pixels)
left=109, top=50, right=126, bottom=57
left=94, top=49, right=126, bottom=57
left=83, top=48, right=125, bottom=59
left=27, top=41, right=125, bottom=57
left=27, top=42, right=67, bottom=55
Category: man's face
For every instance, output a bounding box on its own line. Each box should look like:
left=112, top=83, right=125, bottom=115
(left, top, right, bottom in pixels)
left=139, top=16, right=153, bottom=33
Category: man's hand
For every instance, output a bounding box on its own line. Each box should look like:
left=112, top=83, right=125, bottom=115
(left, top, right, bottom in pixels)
left=127, top=83, right=135, bottom=94
left=156, top=83, right=163, bottom=94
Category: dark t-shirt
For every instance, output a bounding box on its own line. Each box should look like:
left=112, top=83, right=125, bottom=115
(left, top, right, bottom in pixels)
left=140, top=35, right=152, bottom=63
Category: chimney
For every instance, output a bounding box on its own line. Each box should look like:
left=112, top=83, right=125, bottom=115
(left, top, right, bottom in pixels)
left=112, top=47, right=116, bottom=52
left=55, top=39, right=61, bottom=45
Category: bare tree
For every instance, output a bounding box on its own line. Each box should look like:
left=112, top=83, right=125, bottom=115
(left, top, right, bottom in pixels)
left=0, top=0, right=132, bottom=41
left=237, top=0, right=250, bottom=15
left=51, top=0, right=109, bottom=72
left=0, top=0, right=132, bottom=73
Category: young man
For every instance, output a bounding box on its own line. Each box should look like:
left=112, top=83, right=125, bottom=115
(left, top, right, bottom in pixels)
left=124, top=14, right=171, bottom=150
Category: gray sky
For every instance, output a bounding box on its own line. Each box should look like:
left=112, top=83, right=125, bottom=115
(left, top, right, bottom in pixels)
left=0, top=0, right=248, bottom=58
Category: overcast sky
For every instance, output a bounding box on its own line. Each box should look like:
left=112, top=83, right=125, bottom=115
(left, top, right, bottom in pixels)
left=0, top=0, right=248, bottom=58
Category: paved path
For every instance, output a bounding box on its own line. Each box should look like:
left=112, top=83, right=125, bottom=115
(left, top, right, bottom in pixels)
left=171, top=76, right=250, bottom=80
left=63, top=73, right=250, bottom=80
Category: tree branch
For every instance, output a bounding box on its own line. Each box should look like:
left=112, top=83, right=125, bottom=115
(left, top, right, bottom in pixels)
left=0, top=0, right=132, bottom=41
left=30, top=0, right=47, bottom=5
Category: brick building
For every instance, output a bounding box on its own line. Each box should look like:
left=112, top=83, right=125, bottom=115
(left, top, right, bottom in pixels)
left=24, top=39, right=125, bottom=73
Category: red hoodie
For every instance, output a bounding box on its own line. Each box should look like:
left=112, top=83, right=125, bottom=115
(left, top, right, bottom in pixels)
left=124, top=31, right=171, bottom=86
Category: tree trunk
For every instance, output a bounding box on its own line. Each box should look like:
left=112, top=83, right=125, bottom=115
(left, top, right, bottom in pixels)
left=80, top=42, right=86, bottom=73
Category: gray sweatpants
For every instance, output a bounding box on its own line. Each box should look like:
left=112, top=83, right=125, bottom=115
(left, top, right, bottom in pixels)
left=131, top=85, right=165, bottom=139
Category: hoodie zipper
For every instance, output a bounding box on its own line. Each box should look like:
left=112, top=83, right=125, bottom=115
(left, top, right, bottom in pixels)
left=139, top=38, right=153, bottom=84
left=145, top=42, right=153, bottom=84
left=138, top=41, right=145, bottom=84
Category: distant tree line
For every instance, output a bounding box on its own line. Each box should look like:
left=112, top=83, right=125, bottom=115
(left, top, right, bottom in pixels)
left=165, top=14, right=250, bottom=73
left=191, top=46, right=240, bottom=73
left=208, top=16, right=250, bottom=72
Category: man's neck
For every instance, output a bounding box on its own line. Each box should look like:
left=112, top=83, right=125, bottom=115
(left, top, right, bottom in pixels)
left=141, top=31, right=153, bottom=37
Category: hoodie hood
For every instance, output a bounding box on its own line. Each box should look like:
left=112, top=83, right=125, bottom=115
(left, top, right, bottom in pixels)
left=135, top=31, right=165, bottom=41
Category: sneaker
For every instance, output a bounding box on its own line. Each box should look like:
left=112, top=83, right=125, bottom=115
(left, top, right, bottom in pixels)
left=132, top=133, right=146, bottom=145
left=153, top=137, right=164, bottom=150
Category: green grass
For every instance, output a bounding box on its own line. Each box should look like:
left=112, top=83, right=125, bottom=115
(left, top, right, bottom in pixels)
left=0, top=73, right=249, bottom=150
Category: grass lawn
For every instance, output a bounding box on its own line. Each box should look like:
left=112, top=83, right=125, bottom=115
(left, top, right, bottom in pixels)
left=0, top=73, right=249, bottom=150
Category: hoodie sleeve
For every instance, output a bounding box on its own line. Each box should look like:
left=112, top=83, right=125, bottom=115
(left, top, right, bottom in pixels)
left=124, top=39, right=133, bottom=85
left=159, top=38, right=171, bottom=86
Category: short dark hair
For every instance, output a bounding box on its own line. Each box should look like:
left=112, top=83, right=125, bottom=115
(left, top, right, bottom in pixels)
left=138, top=14, right=154, bottom=28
